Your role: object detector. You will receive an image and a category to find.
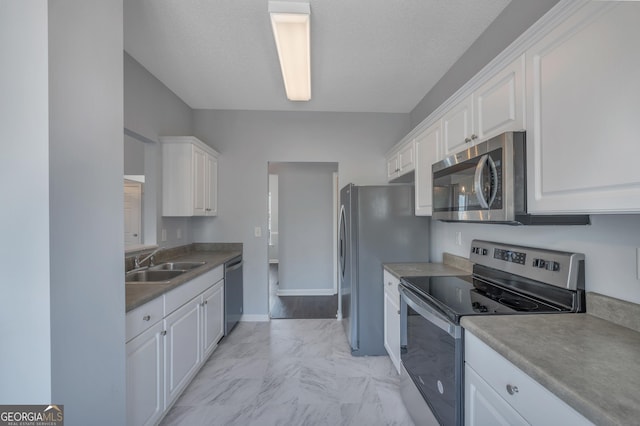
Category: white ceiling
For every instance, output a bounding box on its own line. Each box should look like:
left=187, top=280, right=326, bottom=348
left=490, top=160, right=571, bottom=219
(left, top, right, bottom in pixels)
left=124, top=0, right=511, bottom=113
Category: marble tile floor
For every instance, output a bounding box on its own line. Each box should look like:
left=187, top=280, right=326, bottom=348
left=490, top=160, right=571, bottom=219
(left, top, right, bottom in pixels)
left=160, top=319, right=415, bottom=426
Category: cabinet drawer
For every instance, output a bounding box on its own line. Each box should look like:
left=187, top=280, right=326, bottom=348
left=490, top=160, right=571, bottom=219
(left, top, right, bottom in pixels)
left=465, top=331, right=592, bottom=425
left=383, top=270, right=400, bottom=301
left=164, top=266, right=223, bottom=315
left=126, top=296, right=164, bottom=342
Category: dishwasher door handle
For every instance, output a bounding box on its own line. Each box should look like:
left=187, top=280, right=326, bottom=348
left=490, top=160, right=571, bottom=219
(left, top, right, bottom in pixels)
left=226, top=260, right=243, bottom=272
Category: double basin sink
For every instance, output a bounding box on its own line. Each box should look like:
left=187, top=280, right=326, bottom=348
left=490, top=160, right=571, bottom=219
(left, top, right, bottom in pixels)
left=125, top=261, right=206, bottom=283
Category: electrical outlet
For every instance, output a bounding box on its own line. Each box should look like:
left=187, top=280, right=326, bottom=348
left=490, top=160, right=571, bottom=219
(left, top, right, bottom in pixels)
left=254, top=227, right=262, bottom=238
left=177, top=228, right=182, bottom=239
left=161, top=229, right=167, bottom=242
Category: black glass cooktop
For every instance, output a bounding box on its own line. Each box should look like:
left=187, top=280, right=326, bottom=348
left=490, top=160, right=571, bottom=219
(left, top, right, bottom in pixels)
left=400, top=275, right=567, bottom=324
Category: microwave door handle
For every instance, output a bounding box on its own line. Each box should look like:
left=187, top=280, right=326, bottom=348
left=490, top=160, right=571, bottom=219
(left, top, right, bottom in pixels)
left=487, top=156, right=498, bottom=207
left=474, top=155, right=490, bottom=209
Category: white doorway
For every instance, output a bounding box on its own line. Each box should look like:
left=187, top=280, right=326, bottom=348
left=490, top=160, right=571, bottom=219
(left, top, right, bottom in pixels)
left=124, top=179, right=142, bottom=246
left=268, top=174, right=279, bottom=264
left=268, top=162, right=339, bottom=319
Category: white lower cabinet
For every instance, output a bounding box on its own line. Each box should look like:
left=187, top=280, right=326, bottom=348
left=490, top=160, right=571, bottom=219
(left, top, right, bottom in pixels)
left=464, top=331, right=592, bottom=426
left=164, top=298, right=202, bottom=408
left=126, top=266, right=225, bottom=426
left=465, top=364, right=528, bottom=426
left=382, top=270, right=401, bottom=374
left=126, top=321, right=165, bottom=426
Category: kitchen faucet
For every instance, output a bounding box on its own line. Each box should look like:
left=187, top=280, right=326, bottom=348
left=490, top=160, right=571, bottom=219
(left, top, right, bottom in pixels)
left=134, top=247, right=163, bottom=268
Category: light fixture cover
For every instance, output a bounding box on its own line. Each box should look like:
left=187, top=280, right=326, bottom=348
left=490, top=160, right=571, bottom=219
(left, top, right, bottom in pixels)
left=269, top=1, right=311, bottom=101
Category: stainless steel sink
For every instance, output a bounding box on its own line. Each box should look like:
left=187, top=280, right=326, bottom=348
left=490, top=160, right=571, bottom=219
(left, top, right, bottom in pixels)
left=149, top=261, right=206, bottom=271
left=125, top=269, right=185, bottom=283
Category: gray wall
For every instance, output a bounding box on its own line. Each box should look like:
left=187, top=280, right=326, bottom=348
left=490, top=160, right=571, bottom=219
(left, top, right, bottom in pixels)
left=124, top=134, right=145, bottom=175
left=431, top=216, right=640, bottom=304
left=0, top=1, right=52, bottom=403
left=48, top=0, right=126, bottom=424
left=124, top=53, right=196, bottom=248
left=410, top=0, right=560, bottom=127
left=272, top=162, right=338, bottom=293
left=192, top=110, right=409, bottom=316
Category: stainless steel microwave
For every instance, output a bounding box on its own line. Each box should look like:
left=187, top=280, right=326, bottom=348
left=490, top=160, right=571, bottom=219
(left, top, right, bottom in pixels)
left=431, top=132, right=589, bottom=225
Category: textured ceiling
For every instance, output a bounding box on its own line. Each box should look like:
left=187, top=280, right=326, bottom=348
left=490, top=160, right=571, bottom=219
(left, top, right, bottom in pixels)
left=124, top=0, right=511, bottom=113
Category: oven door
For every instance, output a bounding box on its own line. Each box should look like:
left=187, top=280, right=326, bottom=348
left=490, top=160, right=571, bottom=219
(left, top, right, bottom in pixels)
left=400, top=285, right=463, bottom=426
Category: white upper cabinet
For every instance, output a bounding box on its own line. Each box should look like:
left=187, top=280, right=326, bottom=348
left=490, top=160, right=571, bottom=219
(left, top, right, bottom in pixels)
left=386, top=153, right=399, bottom=181
left=387, top=140, right=416, bottom=182
left=443, top=94, right=475, bottom=156
left=415, top=121, right=442, bottom=216
left=475, top=54, right=525, bottom=142
left=443, top=55, right=525, bottom=156
left=525, top=2, right=640, bottom=213
left=205, top=152, right=218, bottom=216
left=161, top=136, right=219, bottom=217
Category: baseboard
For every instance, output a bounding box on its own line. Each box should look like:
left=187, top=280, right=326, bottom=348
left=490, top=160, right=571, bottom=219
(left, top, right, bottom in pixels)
left=276, top=288, right=337, bottom=297
left=240, top=314, right=270, bottom=322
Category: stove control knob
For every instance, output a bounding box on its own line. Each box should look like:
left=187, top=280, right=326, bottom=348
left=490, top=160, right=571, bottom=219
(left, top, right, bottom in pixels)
left=546, top=261, right=560, bottom=272
left=482, top=249, right=488, bottom=256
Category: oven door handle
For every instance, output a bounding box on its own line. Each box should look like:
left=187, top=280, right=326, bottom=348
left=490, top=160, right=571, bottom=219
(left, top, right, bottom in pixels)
left=399, top=286, right=461, bottom=338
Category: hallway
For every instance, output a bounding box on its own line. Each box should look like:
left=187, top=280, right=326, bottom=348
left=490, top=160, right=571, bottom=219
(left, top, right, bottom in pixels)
left=269, top=264, right=339, bottom=319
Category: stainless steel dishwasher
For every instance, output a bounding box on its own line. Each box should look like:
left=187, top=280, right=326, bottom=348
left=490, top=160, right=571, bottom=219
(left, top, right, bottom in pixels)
left=224, top=255, right=243, bottom=335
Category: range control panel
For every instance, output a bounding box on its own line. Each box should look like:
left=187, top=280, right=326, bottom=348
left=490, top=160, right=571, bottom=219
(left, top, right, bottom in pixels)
left=469, top=240, right=585, bottom=290
left=493, top=248, right=526, bottom=265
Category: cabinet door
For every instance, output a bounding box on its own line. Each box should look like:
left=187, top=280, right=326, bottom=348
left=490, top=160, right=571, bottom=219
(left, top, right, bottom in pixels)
left=162, top=142, right=193, bottom=217
left=526, top=2, right=640, bottom=213
left=205, top=153, right=218, bottom=216
left=475, top=55, right=525, bottom=141
left=465, top=364, right=528, bottom=426
left=383, top=272, right=401, bottom=374
left=126, top=321, right=164, bottom=426
left=164, top=298, right=201, bottom=408
left=202, top=280, right=224, bottom=358
left=443, top=94, right=474, bottom=155
left=465, top=332, right=592, bottom=425
left=192, top=146, right=207, bottom=216
left=415, top=121, right=441, bottom=216
left=386, top=153, right=399, bottom=181
left=398, top=141, right=415, bottom=175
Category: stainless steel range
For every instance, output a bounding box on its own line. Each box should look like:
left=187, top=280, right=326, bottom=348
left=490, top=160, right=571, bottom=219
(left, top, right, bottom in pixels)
left=399, top=240, right=585, bottom=426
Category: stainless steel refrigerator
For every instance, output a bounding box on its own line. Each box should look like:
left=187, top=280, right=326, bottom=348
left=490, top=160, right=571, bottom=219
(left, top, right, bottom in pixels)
left=339, top=184, right=430, bottom=356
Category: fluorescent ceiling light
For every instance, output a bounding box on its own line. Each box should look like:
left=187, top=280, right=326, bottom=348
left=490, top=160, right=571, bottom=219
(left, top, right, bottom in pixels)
left=269, top=1, right=311, bottom=101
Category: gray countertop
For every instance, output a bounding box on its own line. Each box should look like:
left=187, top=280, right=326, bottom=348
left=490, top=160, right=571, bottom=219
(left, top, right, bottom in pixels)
left=462, top=308, right=640, bottom=426
left=126, top=249, right=241, bottom=312
left=384, top=253, right=473, bottom=279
